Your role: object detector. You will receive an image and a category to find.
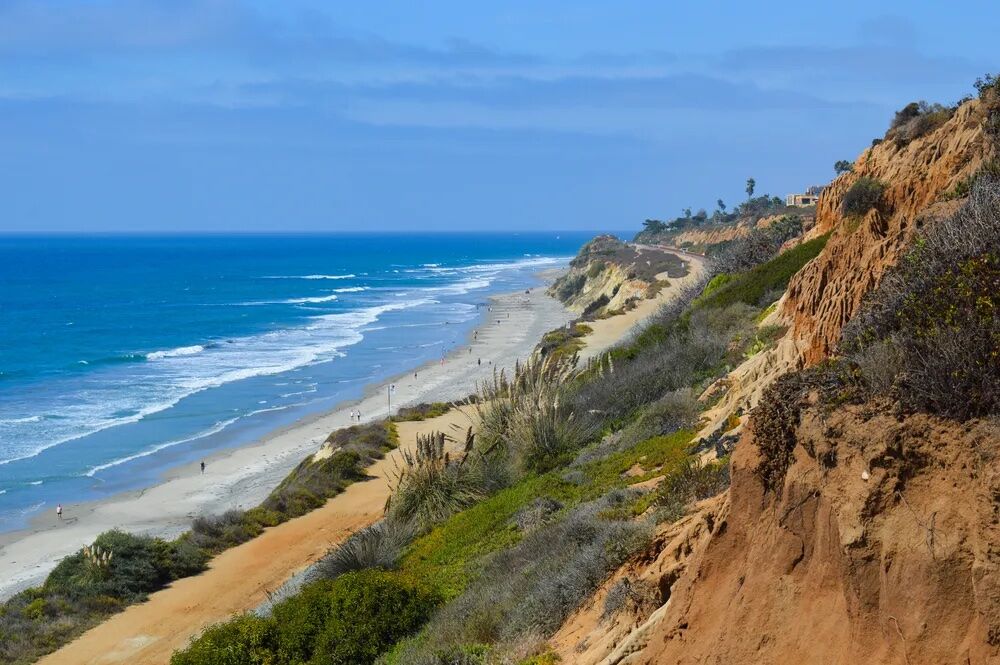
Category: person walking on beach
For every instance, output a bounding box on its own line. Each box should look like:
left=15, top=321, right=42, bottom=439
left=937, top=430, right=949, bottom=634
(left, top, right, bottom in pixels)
left=200, top=461, right=205, bottom=474
left=56, top=504, right=62, bottom=519
left=478, top=358, right=481, bottom=366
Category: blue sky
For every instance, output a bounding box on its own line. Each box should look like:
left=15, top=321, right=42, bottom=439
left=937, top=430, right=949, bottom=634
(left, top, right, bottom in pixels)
left=0, top=1, right=994, bottom=232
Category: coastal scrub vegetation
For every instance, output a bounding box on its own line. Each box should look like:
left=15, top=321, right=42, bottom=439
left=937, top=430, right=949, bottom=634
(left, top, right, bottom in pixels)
left=0, top=422, right=397, bottom=665
left=170, top=570, right=437, bottom=665
left=13, top=195, right=824, bottom=664
left=841, top=175, right=1000, bottom=419
left=841, top=177, right=886, bottom=218
left=172, top=211, right=828, bottom=664
left=887, top=101, right=955, bottom=148
left=0, top=531, right=207, bottom=664
left=391, top=402, right=453, bottom=422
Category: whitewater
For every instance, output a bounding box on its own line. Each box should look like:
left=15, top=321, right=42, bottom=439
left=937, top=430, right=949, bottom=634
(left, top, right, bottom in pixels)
left=0, top=232, right=588, bottom=531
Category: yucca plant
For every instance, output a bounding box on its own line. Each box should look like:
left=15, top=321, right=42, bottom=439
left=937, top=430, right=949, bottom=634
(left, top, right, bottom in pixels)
left=386, top=430, right=488, bottom=530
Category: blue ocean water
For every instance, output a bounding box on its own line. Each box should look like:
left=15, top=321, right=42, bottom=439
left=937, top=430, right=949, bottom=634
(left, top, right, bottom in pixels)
left=0, top=233, right=590, bottom=531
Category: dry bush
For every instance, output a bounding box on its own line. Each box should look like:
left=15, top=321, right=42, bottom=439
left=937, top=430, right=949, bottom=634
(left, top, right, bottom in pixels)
left=572, top=304, right=753, bottom=428
left=842, top=176, right=1000, bottom=419
left=749, top=372, right=815, bottom=493
left=710, top=217, right=803, bottom=276
left=601, top=577, right=660, bottom=621
left=655, top=457, right=731, bottom=522
left=887, top=101, right=954, bottom=148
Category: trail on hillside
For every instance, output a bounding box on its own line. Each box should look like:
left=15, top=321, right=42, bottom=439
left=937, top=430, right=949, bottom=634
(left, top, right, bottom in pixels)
left=37, top=411, right=471, bottom=665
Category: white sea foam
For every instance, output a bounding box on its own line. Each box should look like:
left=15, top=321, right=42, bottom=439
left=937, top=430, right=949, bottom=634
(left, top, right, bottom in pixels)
left=147, top=345, right=205, bottom=361
left=0, top=415, right=43, bottom=425
left=332, top=286, right=368, bottom=293
left=262, top=274, right=355, bottom=280
left=0, top=254, right=567, bottom=471
left=286, top=294, right=338, bottom=304
left=84, top=417, right=241, bottom=476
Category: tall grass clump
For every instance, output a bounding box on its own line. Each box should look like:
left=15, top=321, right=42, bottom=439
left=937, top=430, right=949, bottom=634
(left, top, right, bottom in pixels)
left=386, top=430, right=503, bottom=532
left=314, top=518, right=417, bottom=580
left=474, top=357, right=593, bottom=473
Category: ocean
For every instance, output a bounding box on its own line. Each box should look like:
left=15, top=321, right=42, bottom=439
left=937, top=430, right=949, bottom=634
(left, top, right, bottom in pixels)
left=0, top=232, right=591, bottom=531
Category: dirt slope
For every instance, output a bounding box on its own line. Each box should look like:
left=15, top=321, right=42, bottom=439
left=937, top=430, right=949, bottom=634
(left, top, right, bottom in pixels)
left=636, top=403, right=1000, bottom=665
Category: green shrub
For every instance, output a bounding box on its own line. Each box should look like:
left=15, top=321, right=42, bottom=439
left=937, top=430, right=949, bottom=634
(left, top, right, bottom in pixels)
left=173, top=571, right=435, bottom=665
left=537, top=323, right=591, bottom=361
left=841, top=177, right=886, bottom=218
left=391, top=402, right=453, bottom=422
left=170, top=614, right=277, bottom=665
left=310, top=571, right=437, bottom=664
left=696, top=234, right=830, bottom=311
left=45, top=530, right=205, bottom=603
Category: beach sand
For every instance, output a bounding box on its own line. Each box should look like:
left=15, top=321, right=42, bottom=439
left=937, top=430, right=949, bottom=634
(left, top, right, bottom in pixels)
left=0, top=280, right=572, bottom=601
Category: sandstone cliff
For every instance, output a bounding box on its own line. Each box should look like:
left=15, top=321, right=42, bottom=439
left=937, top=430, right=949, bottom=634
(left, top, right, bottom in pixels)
left=549, top=235, right=687, bottom=315
left=786, top=100, right=988, bottom=364
left=553, top=95, right=999, bottom=665
left=695, top=99, right=990, bottom=440
left=636, top=402, right=1000, bottom=665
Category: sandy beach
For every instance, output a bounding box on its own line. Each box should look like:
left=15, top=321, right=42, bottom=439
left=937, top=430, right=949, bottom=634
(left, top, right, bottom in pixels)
left=0, top=277, right=572, bottom=600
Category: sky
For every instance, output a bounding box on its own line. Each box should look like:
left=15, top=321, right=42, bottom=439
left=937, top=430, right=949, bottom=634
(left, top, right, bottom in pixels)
left=0, top=1, right=995, bottom=233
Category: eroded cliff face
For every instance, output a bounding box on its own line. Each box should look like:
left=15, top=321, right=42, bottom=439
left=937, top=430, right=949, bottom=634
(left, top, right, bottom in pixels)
left=549, top=236, right=686, bottom=315
left=786, top=100, right=988, bottom=364
left=636, top=403, right=1000, bottom=665
left=696, top=100, right=989, bottom=441
left=554, top=260, right=651, bottom=315
left=555, top=98, right=998, bottom=665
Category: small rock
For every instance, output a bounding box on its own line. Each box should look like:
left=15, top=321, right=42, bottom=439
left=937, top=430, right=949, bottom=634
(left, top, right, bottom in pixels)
left=861, top=470, right=870, bottom=481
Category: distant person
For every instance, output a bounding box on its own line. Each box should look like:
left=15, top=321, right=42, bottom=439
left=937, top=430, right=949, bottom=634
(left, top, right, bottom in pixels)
left=200, top=461, right=205, bottom=474
left=56, top=504, right=62, bottom=519
left=477, top=358, right=481, bottom=366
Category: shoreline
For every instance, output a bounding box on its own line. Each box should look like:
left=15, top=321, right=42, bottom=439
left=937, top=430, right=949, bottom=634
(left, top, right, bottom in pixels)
left=0, top=272, right=572, bottom=599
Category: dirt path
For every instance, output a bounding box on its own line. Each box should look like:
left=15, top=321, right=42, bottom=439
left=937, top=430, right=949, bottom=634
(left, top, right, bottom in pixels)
left=576, top=248, right=705, bottom=362
left=38, top=409, right=474, bottom=665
